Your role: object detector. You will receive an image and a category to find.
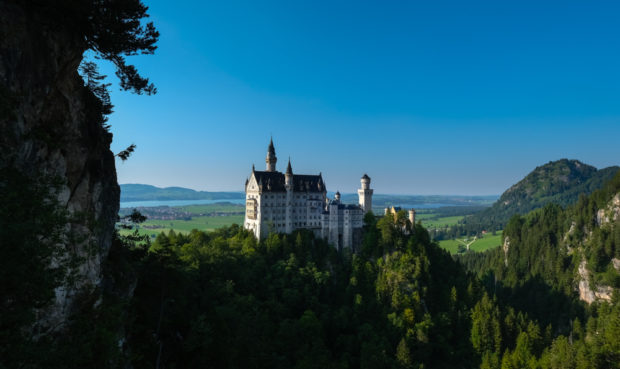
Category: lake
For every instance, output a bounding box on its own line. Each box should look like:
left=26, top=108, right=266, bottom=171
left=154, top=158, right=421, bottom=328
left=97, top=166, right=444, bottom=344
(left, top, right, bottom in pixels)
left=383, top=203, right=463, bottom=209
left=121, top=199, right=463, bottom=210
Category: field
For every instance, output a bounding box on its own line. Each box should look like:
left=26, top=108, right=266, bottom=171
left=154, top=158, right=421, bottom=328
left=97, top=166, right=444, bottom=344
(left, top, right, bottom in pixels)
left=420, top=215, right=464, bottom=228
left=174, top=203, right=244, bottom=213
left=438, top=232, right=503, bottom=254
left=118, top=203, right=244, bottom=238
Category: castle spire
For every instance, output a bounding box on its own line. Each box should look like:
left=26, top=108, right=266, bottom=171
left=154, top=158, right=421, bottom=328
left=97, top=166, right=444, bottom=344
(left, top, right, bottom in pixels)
left=286, top=157, right=293, bottom=175
left=266, top=138, right=277, bottom=172
left=285, top=157, right=293, bottom=189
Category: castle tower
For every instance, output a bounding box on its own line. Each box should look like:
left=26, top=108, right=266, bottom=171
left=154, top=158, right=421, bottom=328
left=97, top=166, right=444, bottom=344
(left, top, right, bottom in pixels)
left=358, top=174, right=373, bottom=213
left=285, top=158, right=293, bottom=188
left=285, top=158, right=293, bottom=233
left=266, top=137, right=277, bottom=172
left=408, top=209, right=416, bottom=226
left=335, top=191, right=341, bottom=202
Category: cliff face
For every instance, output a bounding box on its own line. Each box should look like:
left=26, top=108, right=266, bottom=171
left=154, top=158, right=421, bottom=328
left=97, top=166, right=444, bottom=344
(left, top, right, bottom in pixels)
left=0, top=3, right=119, bottom=329
left=572, top=192, right=620, bottom=305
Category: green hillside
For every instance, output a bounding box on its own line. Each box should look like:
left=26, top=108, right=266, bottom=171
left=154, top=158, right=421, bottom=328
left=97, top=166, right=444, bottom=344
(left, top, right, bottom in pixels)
left=462, top=159, right=619, bottom=232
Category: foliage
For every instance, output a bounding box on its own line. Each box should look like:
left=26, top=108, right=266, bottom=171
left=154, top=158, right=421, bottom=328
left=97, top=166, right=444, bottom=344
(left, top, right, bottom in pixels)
left=16, top=0, right=159, bottom=95
left=457, top=170, right=620, bottom=368
left=116, top=144, right=137, bottom=161
left=123, top=215, right=477, bottom=368
left=0, top=168, right=150, bottom=369
left=0, top=167, right=69, bottom=366
left=4, top=169, right=620, bottom=368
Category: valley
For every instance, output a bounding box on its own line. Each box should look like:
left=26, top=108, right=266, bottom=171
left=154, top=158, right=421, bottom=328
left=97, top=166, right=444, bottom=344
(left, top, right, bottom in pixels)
left=119, top=199, right=499, bottom=254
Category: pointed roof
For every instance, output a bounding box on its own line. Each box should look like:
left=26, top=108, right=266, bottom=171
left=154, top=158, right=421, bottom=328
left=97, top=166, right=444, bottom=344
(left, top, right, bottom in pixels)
left=361, top=173, right=370, bottom=180
left=267, top=137, right=276, bottom=156
left=286, top=157, right=293, bottom=175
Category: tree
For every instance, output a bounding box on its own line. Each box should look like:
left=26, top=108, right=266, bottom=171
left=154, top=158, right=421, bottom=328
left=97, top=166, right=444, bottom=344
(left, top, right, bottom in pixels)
left=17, top=0, right=159, bottom=95
left=0, top=169, right=68, bottom=365
left=471, top=292, right=502, bottom=355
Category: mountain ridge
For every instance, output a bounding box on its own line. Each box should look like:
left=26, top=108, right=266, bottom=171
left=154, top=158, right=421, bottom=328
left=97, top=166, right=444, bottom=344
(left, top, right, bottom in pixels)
left=463, top=159, right=619, bottom=231
left=120, top=183, right=243, bottom=202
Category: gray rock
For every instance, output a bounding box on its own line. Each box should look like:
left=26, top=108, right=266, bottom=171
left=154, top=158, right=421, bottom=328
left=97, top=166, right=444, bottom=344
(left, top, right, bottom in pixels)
left=0, top=2, right=119, bottom=331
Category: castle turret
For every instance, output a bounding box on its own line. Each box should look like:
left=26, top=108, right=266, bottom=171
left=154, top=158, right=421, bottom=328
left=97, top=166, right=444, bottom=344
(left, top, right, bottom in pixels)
left=335, top=191, right=341, bottom=202
left=285, top=157, right=293, bottom=233
left=266, top=137, right=277, bottom=172
left=408, top=209, right=416, bottom=226
left=358, top=174, right=373, bottom=213
left=285, top=158, right=293, bottom=189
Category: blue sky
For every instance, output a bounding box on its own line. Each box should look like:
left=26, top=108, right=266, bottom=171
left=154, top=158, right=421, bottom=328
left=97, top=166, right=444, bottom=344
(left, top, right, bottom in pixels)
left=105, top=0, right=620, bottom=195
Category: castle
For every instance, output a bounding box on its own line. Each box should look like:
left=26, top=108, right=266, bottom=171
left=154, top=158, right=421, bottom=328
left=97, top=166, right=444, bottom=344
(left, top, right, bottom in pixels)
left=243, top=139, right=373, bottom=251
left=385, top=206, right=416, bottom=225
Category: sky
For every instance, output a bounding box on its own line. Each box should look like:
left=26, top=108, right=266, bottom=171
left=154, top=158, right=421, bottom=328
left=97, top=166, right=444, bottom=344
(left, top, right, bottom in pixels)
left=104, top=0, right=620, bottom=195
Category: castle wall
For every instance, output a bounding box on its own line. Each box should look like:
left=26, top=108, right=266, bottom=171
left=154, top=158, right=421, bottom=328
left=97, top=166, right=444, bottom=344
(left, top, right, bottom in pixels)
left=245, top=185, right=326, bottom=239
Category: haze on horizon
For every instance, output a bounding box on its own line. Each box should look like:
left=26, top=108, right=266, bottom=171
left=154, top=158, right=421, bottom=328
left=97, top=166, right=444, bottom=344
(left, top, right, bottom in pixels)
left=104, top=0, right=620, bottom=196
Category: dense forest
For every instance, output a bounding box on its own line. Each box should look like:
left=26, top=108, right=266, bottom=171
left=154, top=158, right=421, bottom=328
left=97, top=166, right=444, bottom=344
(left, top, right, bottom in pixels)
left=458, top=170, right=620, bottom=368
left=5, top=175, right=619, bottom=368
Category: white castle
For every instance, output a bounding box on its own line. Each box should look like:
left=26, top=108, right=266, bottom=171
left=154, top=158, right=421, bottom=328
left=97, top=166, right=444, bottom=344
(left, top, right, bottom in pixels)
left=243, top=139, right=373, bottom=251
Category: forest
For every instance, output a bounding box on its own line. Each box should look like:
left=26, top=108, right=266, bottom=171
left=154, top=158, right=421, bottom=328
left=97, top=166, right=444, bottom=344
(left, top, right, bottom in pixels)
left=4, top=173, right=619, bottom=368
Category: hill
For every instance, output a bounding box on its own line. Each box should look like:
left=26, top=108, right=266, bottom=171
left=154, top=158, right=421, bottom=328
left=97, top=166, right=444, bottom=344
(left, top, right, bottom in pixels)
left=462, top=159, right=619, bottom=231
left=454, top=171, right=620, bottom=368
left=120, top=183, right=243, bottom=202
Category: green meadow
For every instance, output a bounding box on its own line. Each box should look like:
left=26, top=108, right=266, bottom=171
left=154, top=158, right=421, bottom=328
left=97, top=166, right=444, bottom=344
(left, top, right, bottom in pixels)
left=174, top=203, right=244, bottom=213
left=420, top=215, right=464, bottom=228
left=119, top=214, right=244, bottom=238
left=438, top=232, right=503, bottom=254
left=118, top=203, right=244, bottom=238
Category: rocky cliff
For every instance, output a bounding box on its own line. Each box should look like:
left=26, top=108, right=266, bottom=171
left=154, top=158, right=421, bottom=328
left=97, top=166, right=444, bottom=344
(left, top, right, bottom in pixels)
left=0, top=2, right=119, bottom=330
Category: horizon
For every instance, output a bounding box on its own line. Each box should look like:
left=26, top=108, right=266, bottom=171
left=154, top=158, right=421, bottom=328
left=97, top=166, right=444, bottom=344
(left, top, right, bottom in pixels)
left=103, top=0, right=620, bottom=195
left=119, top=155, right=618, bottom=196
left=119, top=182, right=502, bottom=197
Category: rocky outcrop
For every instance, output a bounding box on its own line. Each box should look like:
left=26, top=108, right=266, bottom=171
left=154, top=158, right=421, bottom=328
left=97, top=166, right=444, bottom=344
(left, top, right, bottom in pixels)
left=0, top=3, right=119, bottom=330
left=502, top=236, right=510, bottom=267
left=562, top=221, right=578, bottom=255
left=596, top=193, right=620, bottom=226
left=578, top=260, right=596, bottom=304
left=578, top=259, right=614, bottom=304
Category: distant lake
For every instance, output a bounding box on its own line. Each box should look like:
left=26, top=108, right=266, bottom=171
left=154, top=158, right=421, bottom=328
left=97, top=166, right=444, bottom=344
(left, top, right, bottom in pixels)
left=120, top=199, right=466, bottom=210
left=120, top=198, right=246, bottom=208
left=383, top=203, right=463, bottom=209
